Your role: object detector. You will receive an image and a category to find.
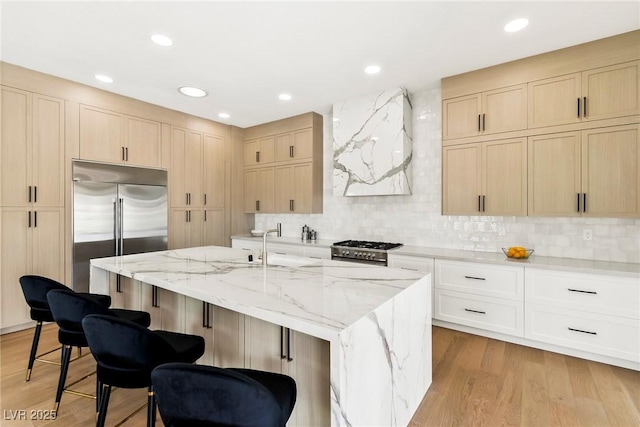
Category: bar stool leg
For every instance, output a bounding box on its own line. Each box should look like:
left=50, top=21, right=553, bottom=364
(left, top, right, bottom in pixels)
left=26, top=321, right=43, bottom=381
left=53, top=344, right=72, bottom=412
left=147, top=386, right=156, bottom=427
left=96, top=384, right=111, bottom=427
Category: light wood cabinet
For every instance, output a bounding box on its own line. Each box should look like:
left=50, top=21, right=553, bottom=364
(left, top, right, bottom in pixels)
left=203, top=208, right=225, bottom=247
left=244, top=136, right=274, bottom=166
left=0, top=207, right=64, bottom=330
left=140, top=283, right=185, bottom=332
left=244, top=317, right=330, bottom=427
left=243, top=168, right=274, bottom=213
left=184, top=296, right=215, bottom=365
left=528, top=61, right=640, bottom=128
left=203, top=134, right=225, bottom=208
left=1, top=87, right=64, bottom=208
left=443, top=138, right=527, bottom=215
left=274, top=129, right=313, bottom=162
left=213, top=306, right=245, bottom=368
left=442, top=84, right=527, bottom=140
left=274, top=163, right=312, bottom=213
left=170, top=126, right=203, bottom=208
left=169, top=209, right=204, bottom=249
left=528, top=125, right=639, bottom=217
left=79, top=105, right=161, bottom=167
left=243, top=113, right=323, bottom=214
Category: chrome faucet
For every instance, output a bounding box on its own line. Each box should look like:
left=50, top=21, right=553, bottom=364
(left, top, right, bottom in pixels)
left=262, top=223, right=282, bottom=265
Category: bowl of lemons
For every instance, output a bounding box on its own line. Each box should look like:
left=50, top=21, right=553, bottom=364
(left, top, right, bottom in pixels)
left=502, top=246, right=534, bottom=259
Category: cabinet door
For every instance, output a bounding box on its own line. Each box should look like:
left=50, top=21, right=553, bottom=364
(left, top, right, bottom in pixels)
left=159, top=288, right=185, bottom=333
left=213, top=306, right=245, bottom=368
left=255, top=168, right=274, bottom=213
left=31, top=208, right=64, bottom=282
left=108, top=273, right=125, bottom=309
left=482, top=85, right=527, bottom=134
left=79, top=105, right=124, bottom=163
left=442, top=94, right=481, bottom=140
left=125, top=116, right=161, bottom=167
left=245, top=317, right=283, bottom=374
left=442, top=144, right=482, bottom=214
left=184, top=296, right=214, bottom=365
left=244, top=139, right=259, bottom=166
left=204, top=209, right=225, bottom=247
left=528, top=73, right=582, bottom=128
left=285, top=330, right=331, bottom=427
left=1, top=87, right=31, bottom=207
left=274, top=166, right=293, bottom=213
left=170, top=127, right=188, bottom=207
left=483, top=138, right=527, bottom=215
left=203, top=134, right=225, bottom=208
left=188, top=210, right=204, bottom=248
left=32, top=95, right=65, bottom=207
left=275, top=129, right=313, bottom=162
left=528, top=132, right=581, bottom=216
left=583, top=61, right=640, bottom=121
left=582, top=125, right=639, bottom=217
left=0, top=209, right=31, bottom=328
left=186, top=130, right=204, bottom=207
left=168, top=209, right=190, bottom=249
left=292, top=164, right=312, bottom=213
left=275, top=133, right=294, bottom=162
left=243, top=170, right=258, bottom=213
left=257, top=136, right=274, bottom=164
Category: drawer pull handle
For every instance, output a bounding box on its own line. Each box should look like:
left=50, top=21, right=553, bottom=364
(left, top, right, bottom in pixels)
left=568, top=288, right=597, bottom=295
left=568, top=327, right=597, bottom=335
left=464, top=275, right=485, bottom=281
left=464, top=308, right=486, bottom=315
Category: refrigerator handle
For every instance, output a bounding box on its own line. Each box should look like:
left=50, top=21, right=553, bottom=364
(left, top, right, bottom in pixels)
left=113, top=199, right=118, bottom=255
left=119, top=198, right=124, bottom=255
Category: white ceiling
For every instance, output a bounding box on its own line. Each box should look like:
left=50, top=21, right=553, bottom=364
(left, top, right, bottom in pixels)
left=1, top=1, right=638, bottom=128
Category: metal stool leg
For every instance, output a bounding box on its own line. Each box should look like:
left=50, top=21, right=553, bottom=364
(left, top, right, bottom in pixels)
left=26, top=321, right=43, bottom=381
left=96, top=384, right=111, bottom=427
left=147, top=386, right=156, bottom=427
left=53, top=345, right=72, bottom=412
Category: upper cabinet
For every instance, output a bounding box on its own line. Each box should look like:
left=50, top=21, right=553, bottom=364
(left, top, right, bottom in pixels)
left=242, top=112, right=323, bottom=214
left=443, top=85, right=527, bottom=140
left=79, top=105, right=161, bottom=168
left=528, top=61, right=640, bottom=129
left=442, top=30, right=640, bottom=218
left=1, top=86, right=65, bottom=208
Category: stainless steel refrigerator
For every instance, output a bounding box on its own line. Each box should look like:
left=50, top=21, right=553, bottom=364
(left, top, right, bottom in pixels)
left=72, top=161, right=168, bottom=292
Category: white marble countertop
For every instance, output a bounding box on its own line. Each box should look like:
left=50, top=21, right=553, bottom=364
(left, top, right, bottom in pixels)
left=90, top=246, right=425, bottom=341
left=230, top=235, right=640, bottom=277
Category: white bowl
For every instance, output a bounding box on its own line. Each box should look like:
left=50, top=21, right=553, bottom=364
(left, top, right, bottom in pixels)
left=250, top=229, right=264, bottom=237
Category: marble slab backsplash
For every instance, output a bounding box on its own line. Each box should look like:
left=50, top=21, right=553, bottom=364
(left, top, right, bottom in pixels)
left=256, top=88, right=640, bottom=264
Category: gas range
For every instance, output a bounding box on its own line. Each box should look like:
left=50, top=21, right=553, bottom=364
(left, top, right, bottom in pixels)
left=331, top=240, right=403, bottom=266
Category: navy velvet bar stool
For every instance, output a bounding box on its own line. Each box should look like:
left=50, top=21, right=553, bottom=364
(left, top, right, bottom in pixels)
left=151, top=363, right=297, bottom=427
left=82, top=314, right=205, bottom=427
left=19, top=275, right=111, bottom=381
left=46, top=289, right=151, bottom=413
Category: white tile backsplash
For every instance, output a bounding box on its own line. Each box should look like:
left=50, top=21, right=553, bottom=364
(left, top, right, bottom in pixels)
left=256, top=88, right=640, bottom=264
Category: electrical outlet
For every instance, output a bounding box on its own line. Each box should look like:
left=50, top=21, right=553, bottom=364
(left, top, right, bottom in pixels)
left=583, top=229, right=593, bottom=241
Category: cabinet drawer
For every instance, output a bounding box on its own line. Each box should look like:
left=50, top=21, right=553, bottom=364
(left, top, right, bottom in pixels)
left=268, top=243, right=303, bottom=256
left=435, top=260, right=524, bottom=300
left=435, top=289, right=523, bottom=337
left=525, top=269, right=639, bottom=319
left=231, top=239, right=262, bottom=252
left=388, top=255, right=434, bottom=273
left=303, top=246, right=330, bottom=260
left=525, top=304, right=640, bottom=362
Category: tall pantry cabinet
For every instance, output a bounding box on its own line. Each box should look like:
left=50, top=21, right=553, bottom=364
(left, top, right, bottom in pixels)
left=1, top=86, right=65, bottom=330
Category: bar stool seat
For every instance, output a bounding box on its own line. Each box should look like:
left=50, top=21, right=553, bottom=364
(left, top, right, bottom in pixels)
left=151, top=363, right=297, bottom=427
left=19, top=275, right=111, bottom=381
left=82, top=314, right=205, bottom=427
left=47, top=289, right=151, bottom=413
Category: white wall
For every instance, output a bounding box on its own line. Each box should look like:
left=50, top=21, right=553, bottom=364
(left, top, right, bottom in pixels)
left=256, top=88, right=640, bottom=264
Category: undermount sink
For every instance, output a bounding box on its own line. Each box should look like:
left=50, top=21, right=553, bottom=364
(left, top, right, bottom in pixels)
left=266, top=253, right=318, bottom=268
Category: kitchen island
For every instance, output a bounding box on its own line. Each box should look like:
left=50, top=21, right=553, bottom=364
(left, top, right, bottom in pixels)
left=89, top=246, right=432, bottom=426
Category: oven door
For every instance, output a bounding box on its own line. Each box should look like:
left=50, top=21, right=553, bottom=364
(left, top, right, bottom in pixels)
left=331, top=252, right=388, bottom=267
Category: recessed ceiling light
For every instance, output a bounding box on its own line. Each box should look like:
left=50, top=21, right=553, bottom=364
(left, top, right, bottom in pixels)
left=178, top=86, right=207, bottom=98
left=278, top=93, right=292, bottom=101
left=151, top=34, right=173, bottom=46
left=218, top=113, right=230, bottom=119
left=94, top=74, right=113, bottom=83
left=504, top=18, right=529, bottom=33
left=364, top=65, right=381, bottom=75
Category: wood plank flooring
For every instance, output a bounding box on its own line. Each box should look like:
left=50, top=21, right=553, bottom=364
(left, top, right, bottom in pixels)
left=1, top=324, right=638, bottom=426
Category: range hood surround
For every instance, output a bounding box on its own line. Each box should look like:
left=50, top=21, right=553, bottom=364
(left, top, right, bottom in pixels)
left=333, top=87, right=413, bottom=196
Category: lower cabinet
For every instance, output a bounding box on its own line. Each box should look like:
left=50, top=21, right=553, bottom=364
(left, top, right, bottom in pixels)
left=525, top=268, right=639, bottom=363
left=244, top=317, right=330, bottom=426
left=140, top=283, right=185, bottom=332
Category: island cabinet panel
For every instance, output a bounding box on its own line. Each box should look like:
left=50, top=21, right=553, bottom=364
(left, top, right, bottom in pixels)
left=79, top=105, right=162, bottom=167
left=244, top=317, right=331, bottom=427
left=443, top=137, right=526, bottom=216
left=213, top=306, right=245, bottom=368
left=184, top=296, right=215, bottom=366
left=1, top=87, right=65, bottom=208
left=1, top=207, right=64, bottom=331
left=140, top=283, right=185, bottom=332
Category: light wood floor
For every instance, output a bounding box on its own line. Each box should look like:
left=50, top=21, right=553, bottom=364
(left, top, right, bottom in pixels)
left=1, top=324, right=638, bottom=426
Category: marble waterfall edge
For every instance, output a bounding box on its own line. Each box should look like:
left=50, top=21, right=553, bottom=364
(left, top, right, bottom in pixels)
left=333, top=87, right=413, bottom=196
